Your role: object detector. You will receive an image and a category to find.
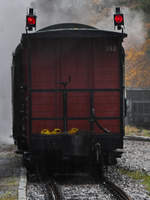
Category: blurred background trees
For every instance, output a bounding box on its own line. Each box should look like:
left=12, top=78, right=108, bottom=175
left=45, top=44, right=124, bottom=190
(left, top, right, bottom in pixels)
left=122, top=0, right=150, bottom=88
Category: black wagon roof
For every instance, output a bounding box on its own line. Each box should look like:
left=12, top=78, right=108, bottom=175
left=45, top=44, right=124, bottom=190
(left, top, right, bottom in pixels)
left=22, top=23, right=127, bottom=40
left=38, top=23, right=97, bottom=31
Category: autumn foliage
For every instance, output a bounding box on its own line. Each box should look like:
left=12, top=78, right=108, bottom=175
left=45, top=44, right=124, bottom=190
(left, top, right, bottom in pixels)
left=126, top=36, right=150, bottom=88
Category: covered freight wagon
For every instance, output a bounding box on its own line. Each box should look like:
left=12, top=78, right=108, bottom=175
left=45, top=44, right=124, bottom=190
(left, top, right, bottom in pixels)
left=12, top=22, right=127, bottom=169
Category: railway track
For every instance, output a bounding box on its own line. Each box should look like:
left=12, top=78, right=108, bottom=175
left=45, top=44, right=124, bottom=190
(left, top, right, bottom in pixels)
left=47, top=179, right=132, bottom=200
left=103, top=177, right=132, bottom=200
left=54, top=173, right=132, bottom=200
left=27, top=170, right=132, bottom=200
left=27, top=167, right=62, bottom=200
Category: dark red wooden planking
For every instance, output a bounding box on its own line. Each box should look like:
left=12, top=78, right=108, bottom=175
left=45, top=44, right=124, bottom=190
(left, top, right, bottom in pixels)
left=24, top=38, right=121, bottom=134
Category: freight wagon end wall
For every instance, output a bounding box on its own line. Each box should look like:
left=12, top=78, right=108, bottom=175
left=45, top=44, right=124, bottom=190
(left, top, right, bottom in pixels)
left=22, top=37, right=123, bottom=136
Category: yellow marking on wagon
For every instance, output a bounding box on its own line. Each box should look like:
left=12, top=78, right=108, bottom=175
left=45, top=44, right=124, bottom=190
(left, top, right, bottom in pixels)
left=68, top=128, right=79, bottom=134
left=41, top=128, right=62, bottom=135
left=41, top=128, right=79, bottom=135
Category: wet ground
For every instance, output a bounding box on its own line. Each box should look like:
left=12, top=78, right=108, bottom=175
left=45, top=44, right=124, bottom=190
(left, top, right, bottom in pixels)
left=0, top=142, right=22, bottom=200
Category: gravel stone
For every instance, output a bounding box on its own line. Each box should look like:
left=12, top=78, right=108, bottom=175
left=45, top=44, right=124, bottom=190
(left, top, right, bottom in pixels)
left=27, top=183, right=46, bottom=200
left=105, top=139, right=150, bottom=200
left=62, top=184, right=115, bottom=200
left=106, top=166, right=150, bottom=200
left=118, top=140, right=150, bottom=172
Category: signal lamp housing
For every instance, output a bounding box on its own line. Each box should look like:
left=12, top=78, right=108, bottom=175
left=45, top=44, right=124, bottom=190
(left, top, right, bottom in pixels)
left=114, top=7, right=124, bottom=31
left=26, top=8, right=37, bottom=32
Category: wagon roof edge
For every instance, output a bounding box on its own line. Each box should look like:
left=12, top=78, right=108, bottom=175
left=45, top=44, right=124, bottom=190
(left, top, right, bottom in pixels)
left=22, top=23, right=127, bottom=39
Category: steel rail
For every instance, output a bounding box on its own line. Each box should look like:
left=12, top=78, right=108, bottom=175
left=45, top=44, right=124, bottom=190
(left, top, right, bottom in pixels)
left=35, top=166, right=62, bottom=200
left=103, top=177, right=132, bottom=200
left=45, top=178, right=62, bottom=200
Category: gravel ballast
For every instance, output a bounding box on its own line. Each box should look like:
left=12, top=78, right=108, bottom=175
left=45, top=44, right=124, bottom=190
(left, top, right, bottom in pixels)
left=27, top=178, right=116, bottom=200
left=62, top=183, right=115, bottom=200
left=118, top=139, right=150, bottom=172
left=107, top=166, right=150, bottom=200
left=106, top=139, right=150, bottom=200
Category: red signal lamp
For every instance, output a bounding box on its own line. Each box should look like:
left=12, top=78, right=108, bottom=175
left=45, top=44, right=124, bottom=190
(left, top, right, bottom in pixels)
left=26, top=8, right=37, bottom=32
left=114, top=7, right=124, bottom=31
left=114, top=14, right=124, bottom=26
left=114, top=14, right=123, bottom=24
left=27, top=16, right=36, bottom=26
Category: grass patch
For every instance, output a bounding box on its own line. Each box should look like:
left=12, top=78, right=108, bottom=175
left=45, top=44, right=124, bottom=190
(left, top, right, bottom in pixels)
left=0, top=191, right=17, bottom=200
left=141, top=129, right=150, bottom=137
left=120, top=168, right=150, bottom=192
left=125, top=125, right=150, bottom=137
left=0, top=177, right=19, bottom=200
left=0, top=177, right=18, bottom=187
left=125, top=125, right=140, bottom=135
